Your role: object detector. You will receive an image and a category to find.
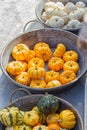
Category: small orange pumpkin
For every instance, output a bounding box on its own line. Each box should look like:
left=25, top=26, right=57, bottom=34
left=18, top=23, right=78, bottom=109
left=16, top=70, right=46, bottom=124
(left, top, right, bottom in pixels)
left=6, top=61, right=24, bottom=76
left=63, top=61, right=80, bottom=73
left=28, top=66, right=46, bottom=79
left=48, top=57, right=64, bottom=71
left=34, top=42, right=50, bottom=50
left=46, top=80, right=61, bottom=88
left=60, top=70, right=76, bottom=84
left=30, top=79, right=46, bottom=88
left=21, top=61, right=28, bottom=71
left=63, top=50, right=78, bottom=62
left=46, top=113, right=59, bottom=124
left=12, top=43, right=29, bottom=61
left=25, top=50, right=36, bottom=62
left=15, top=72, right=30, bottom=85
left=28, top=58, right=45, bottom=68
left=48, top=123, right=64, bottom=130
left=45, top=70, right=60, bottom=83
left=53, top=43, right=66, bottom=58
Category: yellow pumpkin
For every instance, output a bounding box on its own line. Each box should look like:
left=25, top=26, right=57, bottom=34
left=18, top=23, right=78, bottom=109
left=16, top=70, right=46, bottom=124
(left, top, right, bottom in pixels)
left=58, top=109, right=76, bottom=129
left=63, top=61, right=80, bottom=73
left=63, top=50, right=78, bottom=62
left=34, top=43, right=52, bottom=62
left=15, top=72, right=30, bottom=86
left=46, top=80, right=61, bottom=88
left=34, top=42, right=50, bottom=50
left=30, top=80, right=46, bottom=88
left=28, top=58, right=45, bottom=68
left=45, top=70, right=60, bottom=83
left=25, top=50, right=36, bottom=62
left=12, top=43, right=29, bottom=61
left=33, top=125, right=48, bottom=130
left=28, top=66, right=46, bottom=79
left=48, top=57, right=64, bottom=71
left=53, top=43, right=66, bottom=58
left=46, top=113, right=59, bottom=124
left=14, top=124, right=32, bottom=130
left=6, top=61, right=24, bottom=76
left=60, top=70, right=76, bottom=84
left=23, top=110, right=40, bottom=126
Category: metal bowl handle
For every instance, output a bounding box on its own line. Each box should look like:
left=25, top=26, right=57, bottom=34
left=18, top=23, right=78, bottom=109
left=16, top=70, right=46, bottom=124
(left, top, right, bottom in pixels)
left=10, top=88, right=32, bottom=103
left=23, top=19, right=45, bottom=33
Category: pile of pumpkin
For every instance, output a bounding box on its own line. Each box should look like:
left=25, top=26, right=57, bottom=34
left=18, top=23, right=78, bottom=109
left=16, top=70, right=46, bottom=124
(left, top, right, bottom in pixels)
left=0, top=94, right=77, bottom=130
left=6, top=42, right=80, bottom=88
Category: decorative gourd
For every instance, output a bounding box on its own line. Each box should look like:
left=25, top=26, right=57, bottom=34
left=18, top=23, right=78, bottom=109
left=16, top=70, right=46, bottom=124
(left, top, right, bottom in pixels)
left=44, top=2, right=57, bottom=11
left=48, top=123, right=66, bottom=130
left=56, top=2, right=64, bottom=10
left=23, top=110, right=40, bottom=126
left=28, top=58, right=45, bottom=68
left=46, top=8, right=58, bottom=18
left=33, top=125, right=48, bottom=130
left=37, top=94, right=59, bottom=115
left=34, top=43, right=52, bottom=62
left=57, top=10, right=68, bottom=24
left=45, top=16, right=64, bottom=28
left=17, top=110, right=25, bottom=125
left=25, top=50, right=36, bottom=62
left=60, top=70, right=76, bottom=84
left=45, top=70, right=60, bottom=83
left=63, top=50, right=78, bottom=62
left=76, top=2, right=86, bottom=9
left=15, top=72, right=30, bottom=86
left=64, top=2, right=76, bottom=14
left=66, top=19, right=82, bottom=29
left=14, top=124, right=32, bottom=130
left=46, top=80, right=61, bottom=88
left=12, top=43, right=29, bottom=61
left=0, top=106, right=19, bottom=126
left=63, top=61, right=80, bottom=73
left=48, top=57, right=64, bottom=71
left=28, top=66, right=46, bottom=79
left=46, top=113, right=59, bottom=124
left=21, top=61, right=28, bottom=71
left=53, top=44, right=66, bottom=58
left=58, top=109, right=76, bottom=129
left=42, top=12, right=49, bottom=21
left=30, top=80, right=46, bottom=88
left=6, top=61, right=24, bottom=76
left=5, top=127, right=13, bottom=130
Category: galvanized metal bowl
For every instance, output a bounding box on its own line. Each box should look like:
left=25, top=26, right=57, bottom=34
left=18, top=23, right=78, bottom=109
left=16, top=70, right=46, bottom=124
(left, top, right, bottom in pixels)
left=0, top=88, right=84, bottom=130
left=35, top=0, right=87, bottom=34
left=0, top=28, right=87, bottom=93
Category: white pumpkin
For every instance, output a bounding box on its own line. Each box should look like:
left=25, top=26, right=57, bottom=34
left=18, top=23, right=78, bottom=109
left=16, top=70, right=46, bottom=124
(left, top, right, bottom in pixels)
left=76, top=1, right=86, bottom=9
left=46, top=7, right=58, bottom=18
left=64, top=2, right=76, bottom=14
left=66, top=19, right=82, bottom=29
left=44, top=2, right=57, bottom=11
left=41, top=12, right=49, bottom=21
left=45, top=16, right=64, bottom=28
left=56, top=2, right=64, bottom=10
left=69, top=8, right=86, bottom=21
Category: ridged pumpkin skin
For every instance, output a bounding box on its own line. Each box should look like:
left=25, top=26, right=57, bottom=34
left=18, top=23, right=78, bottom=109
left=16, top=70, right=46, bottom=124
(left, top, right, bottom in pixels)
left=34, top=43, right=52, bottom=62
left=15, top=72, right=30, bottom=86
left=34, top=42, right=50, bottom=50
left=28, top=66, right=46, bottom=79
left=23, top=110, right=40, bottom=126
left=17, top=110, right=25, bottom=125
left=46, top=80, right=61, bottom=88
left=58, top=109, right=76, bottom=129
left=45, top=71, right=60, bottom=83
left=46, top=113, right=59, bottom=124
left=63, top=61, right=80, bottom=73
left=0, top=107, right=19, bottom=127
left=63, top=50, right=78, bottom=62
left=33, top=125, right=48, bottom=130
left=25, top=50, right=36, bottom=62
left=48, top=57, right=64, bottom=71
left=6, top=61, right=24, bottom=76
left=37, top=94, right=59, bottom=115
left=30, top=80, right=46, bottom=88
left=12, top=43, right=29, bottom=61
left=48, top=123, right=65, bottom=130
left=53, top=43, right=66, bottom=58
left=28, top=58, right=45, bottom=68
left=60, top=70, right=76, bottom=84
left=21, top=62, right=28, bottom=71
left=14, top=124, right=32, bottom=130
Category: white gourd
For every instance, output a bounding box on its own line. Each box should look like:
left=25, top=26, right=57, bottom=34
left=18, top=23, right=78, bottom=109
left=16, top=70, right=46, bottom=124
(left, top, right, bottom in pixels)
left=45, top=16, right=64, bottom=28
left=64, top=2, right=76, bottom=14
left=44, top=2, right=57, bottom=11
left=76, top=2, right=86, bottom=9
left=56, top=2, right=64, bottom=10
left=69, top=8, right=86, bottom=21
left=67, top=19, right=82, bottom=29
left=46, top=8, right=58, bottom=18
left=41, top=12, right=49, bottom=21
